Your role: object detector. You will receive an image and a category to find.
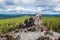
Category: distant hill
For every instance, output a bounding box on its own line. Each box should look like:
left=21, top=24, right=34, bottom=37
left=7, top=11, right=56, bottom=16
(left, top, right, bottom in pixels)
left=42, top=14, right=60, bottom=17
left=0, top=14, right=60, bottom=19
left=0, top=14, right=34, bottom=19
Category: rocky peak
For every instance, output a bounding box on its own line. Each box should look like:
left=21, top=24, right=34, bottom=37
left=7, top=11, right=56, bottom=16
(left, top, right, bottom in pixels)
left=0, top=13, right=60, bottom=40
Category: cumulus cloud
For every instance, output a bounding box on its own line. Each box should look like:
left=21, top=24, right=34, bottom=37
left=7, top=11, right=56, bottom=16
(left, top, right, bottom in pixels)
left=0, top=6, right=42, bottom=13
left=54, top=7, right=60, bottom=11
left=12, top=0, right=35, bottom=5
left=53, top=2, right=60, bottom=11
left=0, top=0, right=60, bottom=14
left=34, top=0, right=57, bottom=7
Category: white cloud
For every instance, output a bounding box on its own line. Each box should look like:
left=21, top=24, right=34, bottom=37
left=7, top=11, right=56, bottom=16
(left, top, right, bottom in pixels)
left=35, top=0, right=59, bottom=7
left=0, top=6, right=42, bottom=13
left=15, top=7, right=25, bottom=12
left=12, top=0, right=35, bottom=5
left=36, top=7, right=43, bottom=12
left=53, top=1, right=60, bottom=11
left=6, top=8, right=13, bottom=11
left=20, top=0, right=34, bottom=4
left=0, top=0, right=6, bottom=6
left=0, top=0, right=4, bottom=4
left=12, top=6, right=42, bottom=12
left=0, top=0, right=60, bottom=14
left=0, top=9, right=5, bottom=11
left=54, top=7, right=60, bottom=11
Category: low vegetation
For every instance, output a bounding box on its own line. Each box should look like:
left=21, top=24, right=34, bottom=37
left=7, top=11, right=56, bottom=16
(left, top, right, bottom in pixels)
left=0, top=16, right=60, bottom=34
left=42, top=16, right=60, bottom=32
left=0, top=16, right=30, bottom=34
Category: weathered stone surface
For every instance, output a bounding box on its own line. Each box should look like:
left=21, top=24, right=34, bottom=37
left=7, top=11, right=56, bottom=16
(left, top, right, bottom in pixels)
left=20, top=32, right=42, bottom=40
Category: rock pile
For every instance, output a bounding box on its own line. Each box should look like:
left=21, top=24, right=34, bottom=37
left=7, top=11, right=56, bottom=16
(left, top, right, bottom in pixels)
left=0, top=13, right=60, bottom=40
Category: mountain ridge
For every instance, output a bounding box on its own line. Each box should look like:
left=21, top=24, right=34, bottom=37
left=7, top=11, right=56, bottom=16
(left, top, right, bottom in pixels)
left=0, top=14, right=60, bottom=19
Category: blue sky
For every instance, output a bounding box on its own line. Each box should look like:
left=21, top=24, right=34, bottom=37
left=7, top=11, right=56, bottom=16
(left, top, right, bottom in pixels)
left=0, top=0, right=60, bottom=14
